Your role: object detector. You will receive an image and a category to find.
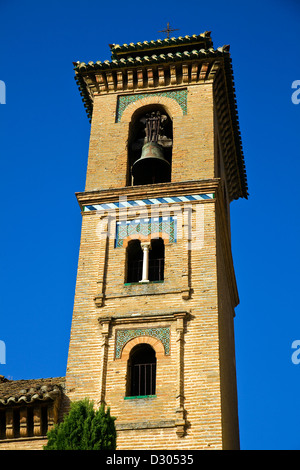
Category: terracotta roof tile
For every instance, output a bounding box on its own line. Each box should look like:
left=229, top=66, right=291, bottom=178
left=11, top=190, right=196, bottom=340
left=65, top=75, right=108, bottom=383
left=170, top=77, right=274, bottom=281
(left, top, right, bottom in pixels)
left=109, top=32, right=213, bottom=59
left=74, top=45, right=230, bottom=72
left=0, top=377, right=65, bottom=406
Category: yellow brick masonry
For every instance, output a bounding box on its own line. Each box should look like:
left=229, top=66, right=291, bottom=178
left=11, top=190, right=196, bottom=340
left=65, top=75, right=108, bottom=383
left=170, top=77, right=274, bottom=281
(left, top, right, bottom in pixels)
left=65, top=79, right=240, bottom=449
left=84, top=84, right=215, bottom=192
left=0, top=438, right=48, bottom=450
left=65, top=199, right=238, bottom=449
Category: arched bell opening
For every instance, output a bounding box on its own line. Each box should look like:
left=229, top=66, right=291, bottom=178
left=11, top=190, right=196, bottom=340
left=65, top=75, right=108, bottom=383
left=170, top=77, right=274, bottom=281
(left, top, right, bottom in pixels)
left=127, top=105, right=173, bottom=186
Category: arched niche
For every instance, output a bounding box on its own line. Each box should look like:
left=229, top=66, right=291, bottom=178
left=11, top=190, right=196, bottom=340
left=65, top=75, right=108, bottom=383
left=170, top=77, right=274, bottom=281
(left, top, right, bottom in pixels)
left=127, top=104, right=173, bottom=186
left=126, top=343, right=156, bottom=397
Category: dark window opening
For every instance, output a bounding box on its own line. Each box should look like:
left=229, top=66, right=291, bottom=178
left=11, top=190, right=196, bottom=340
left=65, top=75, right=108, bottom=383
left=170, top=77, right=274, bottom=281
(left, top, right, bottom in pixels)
left=125, top=238, right=165, bottom=283
left=127, top=344, right=156, bottom=397
left=41, top=406, right=48, bottom=436
left=0, top=410, right=6, bottom=439
left=27, top=407, right=34, bottom=437
left=13, top=408, right=20, bottom=438
left=126, top=239, right=143, bottom=283
left=149, top=238, right=165, bottom=281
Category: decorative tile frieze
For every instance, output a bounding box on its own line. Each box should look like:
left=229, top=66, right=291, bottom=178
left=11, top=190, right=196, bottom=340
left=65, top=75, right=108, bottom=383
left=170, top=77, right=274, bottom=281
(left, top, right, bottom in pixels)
left=82, top=193, right=214, bottom=212
left=115, top=327, right=170, bottom=359
left=115, top=216, right=176, bottom=248
left=116, top=89, right=187, bottom=122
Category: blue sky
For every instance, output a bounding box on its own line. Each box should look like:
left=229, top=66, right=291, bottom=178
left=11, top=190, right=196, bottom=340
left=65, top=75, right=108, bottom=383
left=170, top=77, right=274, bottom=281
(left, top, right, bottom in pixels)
left=1, top=0, right=300, bottom=450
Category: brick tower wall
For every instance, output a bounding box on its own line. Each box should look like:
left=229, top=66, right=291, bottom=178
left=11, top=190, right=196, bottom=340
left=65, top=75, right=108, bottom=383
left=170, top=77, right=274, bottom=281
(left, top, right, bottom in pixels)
left=84, top=84, right=215, bottom=191
left=65, top=80, right=240, bottom=450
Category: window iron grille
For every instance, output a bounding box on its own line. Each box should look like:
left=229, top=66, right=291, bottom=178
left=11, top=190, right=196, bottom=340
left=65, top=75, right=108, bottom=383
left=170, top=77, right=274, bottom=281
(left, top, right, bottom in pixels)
left=130, top=363, right=156, bottom=397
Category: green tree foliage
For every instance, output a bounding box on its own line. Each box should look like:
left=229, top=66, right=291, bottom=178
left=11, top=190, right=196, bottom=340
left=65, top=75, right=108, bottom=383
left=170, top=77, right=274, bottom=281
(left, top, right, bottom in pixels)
left=44, top=398, right=116, bottom=450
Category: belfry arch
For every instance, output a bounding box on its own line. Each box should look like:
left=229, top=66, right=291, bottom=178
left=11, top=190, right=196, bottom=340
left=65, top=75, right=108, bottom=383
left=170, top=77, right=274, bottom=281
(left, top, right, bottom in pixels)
left=127, top=104, right=173, bottom=186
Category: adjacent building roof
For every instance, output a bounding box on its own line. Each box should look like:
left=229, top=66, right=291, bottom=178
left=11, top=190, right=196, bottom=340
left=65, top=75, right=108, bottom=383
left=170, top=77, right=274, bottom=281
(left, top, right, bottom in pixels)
left=0, top=377, right=65, bottom=406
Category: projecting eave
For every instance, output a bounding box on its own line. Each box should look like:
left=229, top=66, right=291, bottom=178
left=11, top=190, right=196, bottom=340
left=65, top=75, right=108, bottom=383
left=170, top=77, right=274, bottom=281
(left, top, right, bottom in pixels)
left=0, top=377, right=65, bottom=406
left=73, top=41, right=248, bottom=201
left=75, top=178, right=221, bottom=211
left=73, top=44, right=231, bottom=122
left=109, top=31, right=213, bottom=59
left=215, top=54, right=248, bottom=200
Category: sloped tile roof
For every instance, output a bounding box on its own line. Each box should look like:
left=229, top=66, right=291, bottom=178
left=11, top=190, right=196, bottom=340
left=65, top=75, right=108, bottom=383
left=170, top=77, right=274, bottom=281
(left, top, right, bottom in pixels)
left=0, top=377, right=65, bottom=406
left=109, top=32, right=213, bottom=59
left=74, top=45, right=229, bottom=72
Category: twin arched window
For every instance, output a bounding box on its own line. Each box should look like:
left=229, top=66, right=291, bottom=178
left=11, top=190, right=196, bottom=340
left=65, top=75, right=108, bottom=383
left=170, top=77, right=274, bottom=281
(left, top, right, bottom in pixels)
left=126, top=238, right=165, bottom=283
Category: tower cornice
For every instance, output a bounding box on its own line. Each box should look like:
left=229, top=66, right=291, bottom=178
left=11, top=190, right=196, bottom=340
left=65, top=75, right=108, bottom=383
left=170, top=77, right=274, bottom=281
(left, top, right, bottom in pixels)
left=109, top=31, right=213, bottom=59
left=75, top=178, right=220, bottom=210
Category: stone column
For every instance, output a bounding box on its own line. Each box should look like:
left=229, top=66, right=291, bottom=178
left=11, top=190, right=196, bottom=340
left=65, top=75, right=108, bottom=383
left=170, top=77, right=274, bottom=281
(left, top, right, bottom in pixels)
left=140, top=242, right=151, bottom=283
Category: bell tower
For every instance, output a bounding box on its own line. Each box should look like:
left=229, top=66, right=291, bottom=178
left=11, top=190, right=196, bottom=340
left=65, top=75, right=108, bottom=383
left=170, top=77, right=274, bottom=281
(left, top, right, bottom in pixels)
left=65, top=31, right=248, bottom=450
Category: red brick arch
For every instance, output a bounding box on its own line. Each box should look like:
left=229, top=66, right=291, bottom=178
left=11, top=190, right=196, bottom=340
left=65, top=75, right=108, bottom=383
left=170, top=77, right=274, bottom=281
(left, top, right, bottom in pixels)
left=119, top=335, right=165, bottom=361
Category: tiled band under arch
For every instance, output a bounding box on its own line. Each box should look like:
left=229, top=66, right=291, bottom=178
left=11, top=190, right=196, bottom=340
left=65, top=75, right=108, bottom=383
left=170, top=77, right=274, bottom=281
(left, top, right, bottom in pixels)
left=116, top=89, right=188, bottom=122
left=115, top=216, right=177, bottom=248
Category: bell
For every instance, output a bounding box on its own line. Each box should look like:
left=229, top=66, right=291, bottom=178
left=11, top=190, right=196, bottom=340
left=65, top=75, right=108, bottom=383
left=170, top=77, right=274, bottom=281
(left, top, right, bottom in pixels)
left=132, top=142, right=170, bottom=185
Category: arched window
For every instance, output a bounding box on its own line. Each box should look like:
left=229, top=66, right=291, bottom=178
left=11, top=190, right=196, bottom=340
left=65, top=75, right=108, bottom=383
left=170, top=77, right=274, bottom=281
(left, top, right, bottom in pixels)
left=149, top=238, right=165, bottom=282
left=126, top=239, right=143, bottom=283
left=127, top=344, right=156, bottom=397
left=126, top=238, right=165, bottom=283
left=127, top=105, right=173, bottom=186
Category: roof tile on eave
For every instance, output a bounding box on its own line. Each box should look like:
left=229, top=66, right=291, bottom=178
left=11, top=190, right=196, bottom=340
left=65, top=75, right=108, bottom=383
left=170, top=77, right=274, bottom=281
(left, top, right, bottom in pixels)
left=222, top=55, right=248, bottom=198
left=109, top=32, right=212, bottom=57
left=73, top=43, right=248, bottom=199
left=0, top=377, right=65, bottom=406
left=74, top=45, right=230, bottom=72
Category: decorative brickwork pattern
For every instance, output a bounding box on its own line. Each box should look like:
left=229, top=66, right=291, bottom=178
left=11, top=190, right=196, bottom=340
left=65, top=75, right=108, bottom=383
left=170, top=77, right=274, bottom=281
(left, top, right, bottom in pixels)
left=116, top=90, right=187, bottom=122
left=115, top=327, right=170, bottom=359
left=115, top=216, right=176, bottom=248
